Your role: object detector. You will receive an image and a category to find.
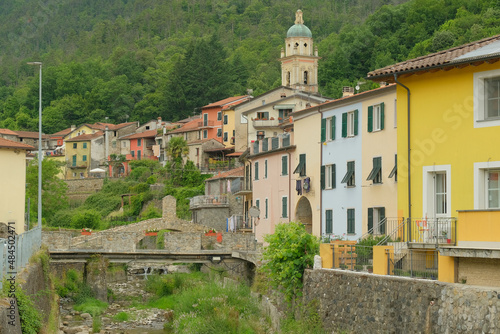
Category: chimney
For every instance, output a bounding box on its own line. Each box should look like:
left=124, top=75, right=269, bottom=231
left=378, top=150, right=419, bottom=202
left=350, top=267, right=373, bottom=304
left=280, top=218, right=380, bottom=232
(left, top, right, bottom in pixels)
left=342, top=86, right=354, bottom=97
left=157, top=117, right=162, bottom=128
left=71, top=125, right=76, bottom=131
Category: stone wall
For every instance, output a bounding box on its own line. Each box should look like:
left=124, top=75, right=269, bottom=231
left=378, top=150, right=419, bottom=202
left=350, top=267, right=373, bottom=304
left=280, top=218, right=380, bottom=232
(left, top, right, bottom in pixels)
left=163, top=232, right=201, bottom=252
left=303, top=269, right=500, bottom=334
left=458, top=257, right=500, bottom=287
left=192, top=206, right=230, bottom=231
left=201, top=233, right=256, bottom=251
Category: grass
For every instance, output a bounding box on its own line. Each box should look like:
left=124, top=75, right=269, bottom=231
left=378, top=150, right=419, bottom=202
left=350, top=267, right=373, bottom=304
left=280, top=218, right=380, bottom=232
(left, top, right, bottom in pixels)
left=74, top=298, right=108, bottom=317
left=112, top=312, right=132, bottom=322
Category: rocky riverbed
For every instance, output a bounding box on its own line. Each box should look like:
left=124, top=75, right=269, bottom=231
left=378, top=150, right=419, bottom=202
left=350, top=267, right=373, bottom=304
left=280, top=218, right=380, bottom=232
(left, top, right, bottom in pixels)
left=58, top=274, right=173, bottom=334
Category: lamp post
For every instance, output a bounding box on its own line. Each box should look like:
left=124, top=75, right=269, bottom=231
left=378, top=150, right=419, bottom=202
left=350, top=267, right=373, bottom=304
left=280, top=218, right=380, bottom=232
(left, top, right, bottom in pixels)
left=27, top=61, right=42, bottom=228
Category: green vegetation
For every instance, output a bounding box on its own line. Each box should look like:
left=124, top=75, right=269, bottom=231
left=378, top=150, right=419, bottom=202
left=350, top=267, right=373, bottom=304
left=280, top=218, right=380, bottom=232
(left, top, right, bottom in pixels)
left=1, top=283, right=42, bottom=334
left=143, top=272, right=271, bottom=333
left=262, top=221, right=319, bottom=303
left=2, top=0, right=499, bottom=133
left=112, top=312, right=132, bottom=322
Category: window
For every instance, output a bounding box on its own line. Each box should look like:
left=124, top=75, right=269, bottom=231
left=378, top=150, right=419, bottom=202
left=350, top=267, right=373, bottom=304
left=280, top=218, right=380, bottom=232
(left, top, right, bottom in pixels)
left=321, top=164, right=336, bottom=189
left=342, top=110, right=358, bottom=137
left=389, top=154, right=397, bottom=181
left=137, top=139, right=142, bottom=147
left=423, top=165, right=451, bottom=218
left=281, top=155, right=288, bottom=176
left=203, top=130, right=208, bottom=139
left=435, top=173, right=447, bottom=215
left=474, top=69, right=500, bottom=128
left=82, top=155, right=87, bottom=162
left=257, top=111, right=269, bottom=120
left=255, top=162, right=259, bottom=180
left=196, top=148, right=199, bottom=156
left=137, top=150, right=142, bottom=160
left=341, top=161, right=355, bottom=187
left=304, top=71, right=308, bottom=84
left=72, top=155, right=76, bottom=166
left=265, top=198, right=268, bottom=219
left=475, top=161, right=500, bottom=209
left=256, top=131, right=265, bottom=140
left=293, top=154, right=306, bottom=176
left=83, top=142, right=87, bottom=149
left=112, top=141, right=116, bottom=148
left=73, top=143, right=77, bottom=149
left=203, top=113, right=208, bottom=126
left=131, top=151, right=135, bottom=158
left=223, top=132, right=228, bottom=142
left=347, top=208, right=355, bottom=234
left=122, top=141, right=126, bottom=148
left=282, top=196, right=288, bottom=218
left=264, top=159, right=268, bottom=179
left=223, top=114, right=228, bottom=125
left=367, top=157, right=382, bottom=184
left=279, top=109, right=292, bottom=122
left=217, top=112, right=222, bottom=121
left=487, top=171, right=500, bottom=208
left=325, top=209, right=333, bottom=234
left=255, top=199, right=260, bottom=217
left=217, top=128, right=222, bottom=137
left=368, top=207, right=386, bottom=235
left=321, top=116, right=336, bottom=142
left=368, top=103, right=385, bottom=132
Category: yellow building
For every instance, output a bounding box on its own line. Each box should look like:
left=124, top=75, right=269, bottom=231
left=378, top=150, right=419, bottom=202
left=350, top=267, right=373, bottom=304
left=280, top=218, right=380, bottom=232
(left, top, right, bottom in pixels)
left=368, top=34, right=500, bottom=286
left=221, top=106, right=236, bottom=148
left=0, top=138, right=34, bottom=234
left=64, top=134, right=96, bottom=179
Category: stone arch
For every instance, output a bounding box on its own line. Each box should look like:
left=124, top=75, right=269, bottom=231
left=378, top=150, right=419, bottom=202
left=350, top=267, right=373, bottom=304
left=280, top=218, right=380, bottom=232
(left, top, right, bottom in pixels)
left=295, top=196, right=312, bottom=234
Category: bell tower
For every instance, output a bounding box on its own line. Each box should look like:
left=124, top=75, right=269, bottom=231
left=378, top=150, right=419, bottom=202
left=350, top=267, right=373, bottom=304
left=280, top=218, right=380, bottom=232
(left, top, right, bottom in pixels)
left=279, top=10, right=320, bottom=93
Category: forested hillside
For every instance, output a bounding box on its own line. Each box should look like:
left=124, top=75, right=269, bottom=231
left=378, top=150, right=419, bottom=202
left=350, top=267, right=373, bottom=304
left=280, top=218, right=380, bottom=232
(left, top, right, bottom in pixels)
left=0, top=0, right=499, bottom=133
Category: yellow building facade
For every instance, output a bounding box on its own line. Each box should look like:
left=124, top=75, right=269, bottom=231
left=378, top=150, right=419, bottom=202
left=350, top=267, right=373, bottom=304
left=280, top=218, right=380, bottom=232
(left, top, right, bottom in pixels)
left=65, top=137, right=92, bottom=179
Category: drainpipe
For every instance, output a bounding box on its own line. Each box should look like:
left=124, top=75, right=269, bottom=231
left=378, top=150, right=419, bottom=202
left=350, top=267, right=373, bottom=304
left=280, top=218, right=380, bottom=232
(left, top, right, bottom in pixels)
left=288, top=150, right=291, bottom=222
left=105, top=126, right=109, bottom=177
left=393, top=74, right=412, bottom=234
left=319, top=107, right=323, bottom=236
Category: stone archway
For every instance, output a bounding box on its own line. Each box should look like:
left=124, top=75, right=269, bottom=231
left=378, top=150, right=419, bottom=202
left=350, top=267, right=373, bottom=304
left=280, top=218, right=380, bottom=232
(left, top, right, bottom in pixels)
left=295, top=196, right=312, bottom=234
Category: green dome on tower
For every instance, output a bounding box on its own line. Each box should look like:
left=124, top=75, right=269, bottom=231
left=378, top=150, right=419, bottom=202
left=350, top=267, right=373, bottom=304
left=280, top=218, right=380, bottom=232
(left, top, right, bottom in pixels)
left=286, top=10, right=312, bottom=38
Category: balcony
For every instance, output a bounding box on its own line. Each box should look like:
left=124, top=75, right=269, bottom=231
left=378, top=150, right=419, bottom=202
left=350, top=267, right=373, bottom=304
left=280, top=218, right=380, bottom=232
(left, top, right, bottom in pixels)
left=197, top=120, right=215, bottom=128
left=190, top=195, right=229, bottom=209
left=228, top=215, right=253, bottom=232
left=67, top=161, right=89, bottom=169
left=252, top=118, right=280, bottom=128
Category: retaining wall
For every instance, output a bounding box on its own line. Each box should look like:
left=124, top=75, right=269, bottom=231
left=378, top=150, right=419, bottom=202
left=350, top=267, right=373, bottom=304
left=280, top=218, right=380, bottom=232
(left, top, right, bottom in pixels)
left=303, top=269, right=500, bottom=334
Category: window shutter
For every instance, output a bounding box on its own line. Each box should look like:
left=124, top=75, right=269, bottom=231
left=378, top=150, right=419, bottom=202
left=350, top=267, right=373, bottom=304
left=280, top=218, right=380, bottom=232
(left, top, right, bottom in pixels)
left=321, top=118, right=326, bottom=142
left=380, top=207, right=386, bottom=234
left=282, top=156, right=287, bottom=175
left=300, top=154, right=306, bottom=176
left=282, top=197, right=287, bottom=218
left=321, top=165, right=325, bottom=190
left=331, top=116, right=336, bottom=140
left=255, top=162, right=259, bottom=180
left=354, top=109, right=359, bottom=136
left=367, top=106, right=373, bottom=133
left=326, top=210, right=333, bottom=234
left=380, top=102, right=385, bottom=130
left=368, top=208, right=373, bottom=232
left=332, top=164, right=336, bottom=189
left=265, top=199, right=268, bottom=218
left=342, top=112, right=347, bottom=138
left=265, top=160, right=268, bottom=178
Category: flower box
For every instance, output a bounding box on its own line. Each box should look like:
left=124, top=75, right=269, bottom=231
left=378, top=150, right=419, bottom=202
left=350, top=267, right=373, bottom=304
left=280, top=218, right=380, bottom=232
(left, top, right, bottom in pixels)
left=145, top=232, right=158, bottom=237
left=205, top=232, right=216, bottom=236
left=81, top=228, right=92, bottom=235
left=81, top=231, right=91, bottom=236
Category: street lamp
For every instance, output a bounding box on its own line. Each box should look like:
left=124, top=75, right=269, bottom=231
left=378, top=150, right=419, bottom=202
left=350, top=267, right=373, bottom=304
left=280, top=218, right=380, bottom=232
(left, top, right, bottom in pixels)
left=27, top=61, right=42, bottom=229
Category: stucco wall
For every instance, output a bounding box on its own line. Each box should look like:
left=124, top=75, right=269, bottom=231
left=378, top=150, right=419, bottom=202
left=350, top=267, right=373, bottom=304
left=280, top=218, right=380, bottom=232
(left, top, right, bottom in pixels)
left=303, top=269, right=500, bottom=333
left=458, top=258, right=500, bottom=287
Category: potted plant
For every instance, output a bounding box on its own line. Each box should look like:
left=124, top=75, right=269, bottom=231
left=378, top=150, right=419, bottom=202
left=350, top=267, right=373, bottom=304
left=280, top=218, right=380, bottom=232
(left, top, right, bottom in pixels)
left=367, top=265, right=373, bottom=273
left=145, top=229, right=158, bottom=236
left=81, top=228, right=92, bottom=236
left=205, top=228, right=217, bottom=236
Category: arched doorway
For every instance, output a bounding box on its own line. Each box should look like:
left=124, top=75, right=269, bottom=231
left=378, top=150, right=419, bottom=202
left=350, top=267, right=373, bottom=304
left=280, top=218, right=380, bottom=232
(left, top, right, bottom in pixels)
left=295, top=196, right=312, bottom=234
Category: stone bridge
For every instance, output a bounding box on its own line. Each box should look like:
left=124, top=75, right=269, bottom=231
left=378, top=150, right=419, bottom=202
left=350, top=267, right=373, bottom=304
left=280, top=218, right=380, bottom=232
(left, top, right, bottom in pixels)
left=43, top=196, right=262, bottom=266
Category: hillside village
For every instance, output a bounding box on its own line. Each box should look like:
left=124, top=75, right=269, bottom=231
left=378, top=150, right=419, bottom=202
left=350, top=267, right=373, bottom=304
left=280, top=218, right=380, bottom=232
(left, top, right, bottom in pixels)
left=1, top=7, right=500, bottom=313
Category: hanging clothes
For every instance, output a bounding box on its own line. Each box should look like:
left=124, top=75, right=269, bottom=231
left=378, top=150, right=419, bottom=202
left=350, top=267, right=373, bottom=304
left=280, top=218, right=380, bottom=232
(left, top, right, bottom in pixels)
left=296, top=179, right=302, bottom=195
left=304, top=177, right=311, bottom=193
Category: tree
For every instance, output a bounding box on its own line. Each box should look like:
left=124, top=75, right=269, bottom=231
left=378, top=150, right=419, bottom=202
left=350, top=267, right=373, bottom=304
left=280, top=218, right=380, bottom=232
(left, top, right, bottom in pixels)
left=26, top=158, right=68, bottom=226
left=165, top=136, right=189, bottom=186
left=261, top=221, right=319, bottom=303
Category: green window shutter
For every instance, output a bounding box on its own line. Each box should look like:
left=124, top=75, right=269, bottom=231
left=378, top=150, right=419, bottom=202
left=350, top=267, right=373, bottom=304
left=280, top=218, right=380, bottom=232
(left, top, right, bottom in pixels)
left=342, top=113, right=347, bottom=138
left=380, top=207, right=386, bottom=234
left=368, top=208, right=373, bottom=233
left=82, top=155, right=87, bottom=162
left=367, top=106, right=373, bottom=133
left=72, top=155, right=76, bottom=166
left=326, top=210, right=333, bottom=234
left=331, top=116, right=336, bottom=140
left=282, top=197, right=288, bottom=218
left=380, top=102, right=385, bottom=130
left=321, top=165, right=325, bottom=190
left=299, top=154, right=306, bottom=176
left=265, top=199, right=268, bottom=219
left=321, top=118, right=326, bottom=142
left=255, top=162, right=259, bottom=180
left=347, top=209, right=355, bottom=234
left=265, top=160, right=268, bottom=178
left=332, top=164, right=336, bottom=189
left=256, top=199, right=260, bottom=209
left=354, top=109, right=359, bottom=136
left=282, top=155, right=288, bottom=175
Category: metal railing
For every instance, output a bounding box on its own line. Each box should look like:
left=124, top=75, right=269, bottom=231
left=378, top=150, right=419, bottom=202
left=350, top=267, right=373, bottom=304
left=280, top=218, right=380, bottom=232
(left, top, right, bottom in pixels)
left=190, top=195, right=229, bottom=208
left=386, top=248, right=438, bottom=280
left=227, top=215, right=253, bottom=232
left=330, top=244, right=374, bottom=273
left=407, top=217, right=457, bottom=246
left=0, top=226, right=42, bottom=289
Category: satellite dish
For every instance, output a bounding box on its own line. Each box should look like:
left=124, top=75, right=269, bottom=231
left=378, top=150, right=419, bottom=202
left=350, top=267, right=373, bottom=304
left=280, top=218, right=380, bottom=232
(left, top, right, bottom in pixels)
left=248, top=206, right=260, bottom=218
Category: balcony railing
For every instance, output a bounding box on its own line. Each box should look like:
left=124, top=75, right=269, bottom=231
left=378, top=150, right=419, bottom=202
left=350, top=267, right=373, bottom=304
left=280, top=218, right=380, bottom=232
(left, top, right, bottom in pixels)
left=197, top=120, right=215, bottom=128
left=228, top=215, right=253, bottom=232
left=190, top=195, right=229, bottom=208
left=252, top=118, right=280, bottom=128
left=68, top=161, right=89, bottom=168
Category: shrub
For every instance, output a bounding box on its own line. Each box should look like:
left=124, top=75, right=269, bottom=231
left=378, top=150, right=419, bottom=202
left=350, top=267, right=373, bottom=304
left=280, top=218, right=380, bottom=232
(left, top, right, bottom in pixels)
left=71, top=209, right=101, bottom=230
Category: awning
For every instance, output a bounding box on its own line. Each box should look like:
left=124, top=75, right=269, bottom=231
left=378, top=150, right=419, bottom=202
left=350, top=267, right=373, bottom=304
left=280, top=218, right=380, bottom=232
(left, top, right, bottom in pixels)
left=227, top=152, right=243, bottom=157
left=90, top=168, right=106, bottom=173
left=341, top=170, right=354, bottom=184
left=388, top=161, right=397, bottom=179
left=293, top=160, right=305, bottom=175
left=273, top=104, right=296, bottom=110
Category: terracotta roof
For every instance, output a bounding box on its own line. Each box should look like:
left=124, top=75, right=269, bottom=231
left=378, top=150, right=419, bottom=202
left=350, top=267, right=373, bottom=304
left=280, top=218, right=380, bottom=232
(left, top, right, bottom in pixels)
left=168, top=119, right=201, bottom=134
left=226, top=152, right=244, bottom=157
left=188, top=139, right=213, bottom=145
left=177, top=115, right=201, bottom=124
left=50, top=127, right=73, bottom=137
left=122, top=129, right=158, bottom=140
left=90, top=122, right=136, bottom=131
left=14, top=130, right=49, bottom=139
left=202, top=95, right=250, bottom=109
left=65, top=131, right=103, bottom=142
left=367, top=34, right=500, bottom=81
left=0, top=137, right=35, bottom=150
left=0, top=128, right=19, bottom=136
left=206, top=166, right=244, bottom=180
